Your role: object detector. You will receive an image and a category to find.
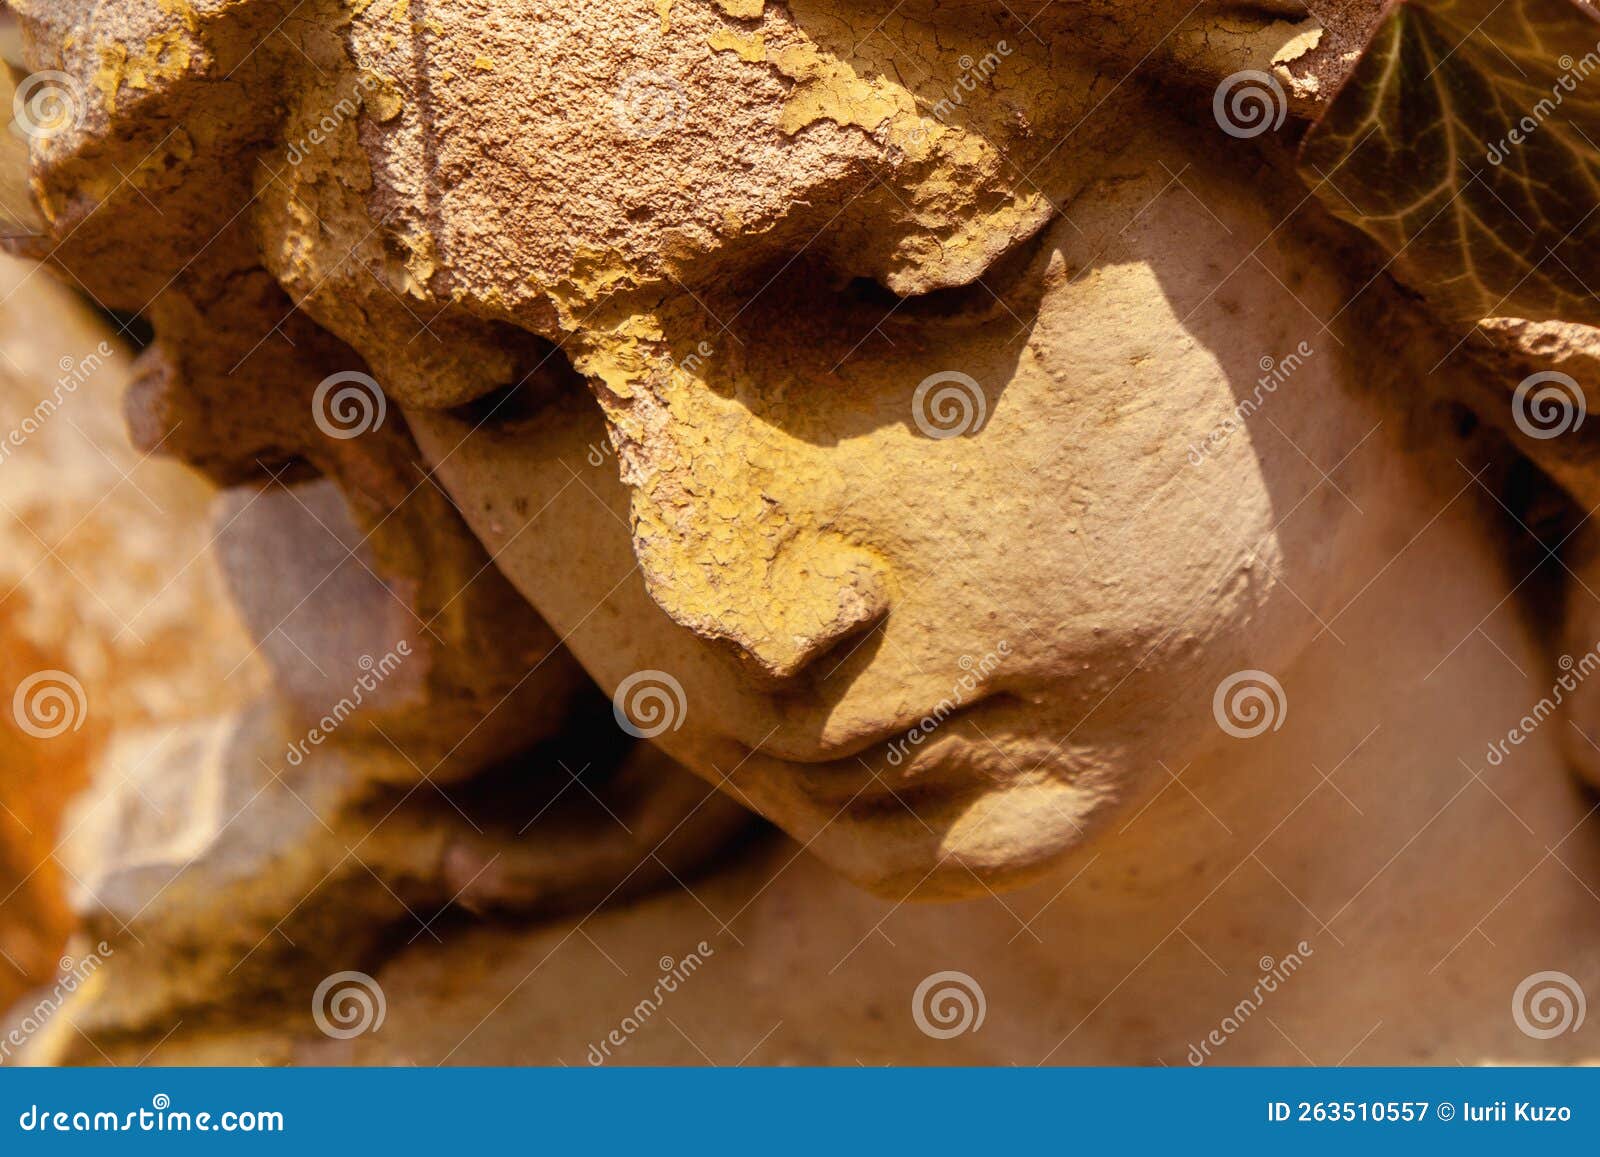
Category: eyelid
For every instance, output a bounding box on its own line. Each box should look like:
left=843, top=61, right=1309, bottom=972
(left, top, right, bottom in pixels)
left=441, top=339, right=588, bottom=429
left=865, top=218, right=1061, bottom=324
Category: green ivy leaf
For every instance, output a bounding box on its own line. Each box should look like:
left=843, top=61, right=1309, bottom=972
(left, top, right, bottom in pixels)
left=1299, top=0, right=1600, bottom=326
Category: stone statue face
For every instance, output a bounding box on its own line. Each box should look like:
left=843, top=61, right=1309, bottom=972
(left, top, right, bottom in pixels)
left=405, top=106, right=1392, bottom=897
left=42, top=0, right=1438, bottom=900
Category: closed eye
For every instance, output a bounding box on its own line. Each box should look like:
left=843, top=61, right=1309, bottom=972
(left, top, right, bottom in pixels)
left=444, top=337, right=588, bottom=430
left=842, top=218, right=1061, bottom=326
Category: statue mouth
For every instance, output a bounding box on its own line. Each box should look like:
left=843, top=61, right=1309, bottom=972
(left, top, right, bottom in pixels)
left=737, top=692, right=1014, bottom=770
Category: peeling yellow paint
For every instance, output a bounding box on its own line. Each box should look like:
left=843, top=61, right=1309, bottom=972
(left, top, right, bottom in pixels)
left=711, top=0, right=767, bottom=18
left=709, top=29, right=766, bottom=62
left=92, top=28, right=193, bottom=114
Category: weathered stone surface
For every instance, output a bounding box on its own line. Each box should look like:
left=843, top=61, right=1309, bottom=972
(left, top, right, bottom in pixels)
left=6, top=0, right=1600, bottom=1069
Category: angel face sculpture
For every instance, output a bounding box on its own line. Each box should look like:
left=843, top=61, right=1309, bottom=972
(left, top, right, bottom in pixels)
left=10, top=0, right=1600, bottom=931
left=406, top=119, right=1415, bottom=897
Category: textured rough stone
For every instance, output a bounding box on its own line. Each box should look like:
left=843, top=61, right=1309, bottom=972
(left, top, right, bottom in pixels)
left=7, top=0, right=1600, bottom=1069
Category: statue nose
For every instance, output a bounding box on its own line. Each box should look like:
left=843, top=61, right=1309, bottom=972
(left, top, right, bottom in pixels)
left=635, top=523, right=892, bottom=683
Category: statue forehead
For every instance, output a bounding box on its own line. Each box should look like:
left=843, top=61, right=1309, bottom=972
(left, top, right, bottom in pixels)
left=335, top=0, right=1115, bottom=325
